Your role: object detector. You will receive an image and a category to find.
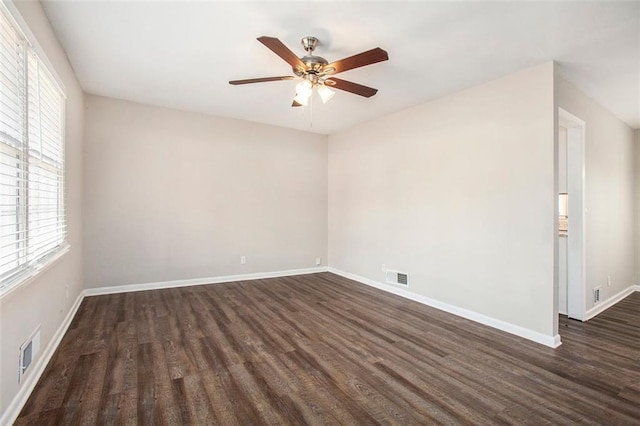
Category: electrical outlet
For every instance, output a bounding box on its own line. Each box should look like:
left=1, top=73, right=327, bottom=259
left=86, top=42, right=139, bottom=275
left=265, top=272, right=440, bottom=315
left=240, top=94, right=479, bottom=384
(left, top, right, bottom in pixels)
left=381, top=264, right=386, bottom=272
left=240, top=256, right=246, bottom=265
left=65, top=285, right=69, bottom=300
left=315, top=257, right=321, bottom=266
left=607, top=276, right=611, bottom=287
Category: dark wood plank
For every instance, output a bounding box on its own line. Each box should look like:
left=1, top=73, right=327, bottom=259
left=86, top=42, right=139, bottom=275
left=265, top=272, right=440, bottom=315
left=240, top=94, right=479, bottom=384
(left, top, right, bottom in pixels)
left=16, top=273, right=640, bottom=424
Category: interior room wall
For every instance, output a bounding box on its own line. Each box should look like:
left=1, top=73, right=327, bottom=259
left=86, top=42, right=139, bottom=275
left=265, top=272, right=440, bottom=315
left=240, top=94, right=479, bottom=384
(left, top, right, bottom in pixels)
left=0, top=0, right=85, bottom=418
left=83, top=95, right=328, bottom=289
left=557, top=78, right=636, bottom=312
left=328, top=62, right=557, bottom=340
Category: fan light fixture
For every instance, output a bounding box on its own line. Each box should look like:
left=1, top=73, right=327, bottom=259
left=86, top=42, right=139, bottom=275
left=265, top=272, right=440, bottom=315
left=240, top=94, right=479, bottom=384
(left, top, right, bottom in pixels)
left=317, top=84, right=335, bottom=103
left=294, top=80, right=313, bottom=106
left=293, top=79, right=335, bottom=106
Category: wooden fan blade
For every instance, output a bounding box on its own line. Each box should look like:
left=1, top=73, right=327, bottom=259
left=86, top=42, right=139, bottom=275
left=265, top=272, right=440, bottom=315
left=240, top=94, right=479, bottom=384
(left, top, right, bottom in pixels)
left=229, top=76, right=294, bottom=85
left=324, top=77, right=378, bottom=98
left=292, top=99, right=303, bottom=107
left=323, top=47, right=388, bottom=75
left=257, top=36, right=306, bottom=71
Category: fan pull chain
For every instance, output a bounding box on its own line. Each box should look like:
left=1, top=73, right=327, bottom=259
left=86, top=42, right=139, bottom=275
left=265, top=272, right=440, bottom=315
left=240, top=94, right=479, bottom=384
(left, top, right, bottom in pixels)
left=309, top=90, right=313, bottom=129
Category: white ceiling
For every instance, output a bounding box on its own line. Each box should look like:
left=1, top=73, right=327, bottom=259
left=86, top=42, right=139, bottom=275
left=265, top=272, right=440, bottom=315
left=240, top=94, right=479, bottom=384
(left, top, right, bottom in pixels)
left=41, top=1, right=640, bottom=135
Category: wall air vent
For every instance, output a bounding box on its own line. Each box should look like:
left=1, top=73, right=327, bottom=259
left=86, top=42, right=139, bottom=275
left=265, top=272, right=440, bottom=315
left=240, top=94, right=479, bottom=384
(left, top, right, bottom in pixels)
left=19, top=326, right=40, bottom=383
left=385, top=269, right=409, bottom=286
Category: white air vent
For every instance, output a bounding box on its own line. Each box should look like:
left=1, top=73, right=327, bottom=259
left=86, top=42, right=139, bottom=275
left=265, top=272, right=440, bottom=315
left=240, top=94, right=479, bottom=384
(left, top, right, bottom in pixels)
left=385, top=269, right=409, bottom=286
left=593, top=287, right=601, bottom=304
left=19, top=326, right=40, bottom=383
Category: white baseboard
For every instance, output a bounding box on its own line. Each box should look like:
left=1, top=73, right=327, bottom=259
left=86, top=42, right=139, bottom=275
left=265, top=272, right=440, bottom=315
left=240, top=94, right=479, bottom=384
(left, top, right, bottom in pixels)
left=1, top=291, right=84, bottom=426
left=328, top=267, right=561, bottom=349
left=584, top=284, right=637, bottom=321
left=84, top=267, right=328, bottom=296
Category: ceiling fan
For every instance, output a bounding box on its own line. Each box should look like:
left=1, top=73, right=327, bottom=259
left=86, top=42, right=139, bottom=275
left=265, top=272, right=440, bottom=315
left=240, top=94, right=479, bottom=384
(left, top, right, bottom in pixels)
left=229, top=36, right=389, bottom=107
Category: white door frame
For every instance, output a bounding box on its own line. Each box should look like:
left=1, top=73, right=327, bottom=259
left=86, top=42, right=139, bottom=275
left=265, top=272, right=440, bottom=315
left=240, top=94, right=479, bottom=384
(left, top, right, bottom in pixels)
left=559, top=108, right=586, bottom=320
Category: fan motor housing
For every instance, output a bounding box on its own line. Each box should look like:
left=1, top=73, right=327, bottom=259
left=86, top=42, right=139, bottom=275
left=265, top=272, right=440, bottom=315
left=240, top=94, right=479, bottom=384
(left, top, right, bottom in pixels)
left=294, top=55, right=329, bottom=75
left=293, top=36, right=329, bottom=76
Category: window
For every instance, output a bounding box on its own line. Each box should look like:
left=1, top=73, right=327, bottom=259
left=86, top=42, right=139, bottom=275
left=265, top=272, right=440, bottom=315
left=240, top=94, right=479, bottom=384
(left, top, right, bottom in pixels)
left=0, top=5, right=67, bottom=295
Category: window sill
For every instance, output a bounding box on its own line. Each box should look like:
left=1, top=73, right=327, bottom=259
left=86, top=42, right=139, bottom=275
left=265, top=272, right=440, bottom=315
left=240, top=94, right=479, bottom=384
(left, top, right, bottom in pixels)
left=0, top=243, right=70, bottom=300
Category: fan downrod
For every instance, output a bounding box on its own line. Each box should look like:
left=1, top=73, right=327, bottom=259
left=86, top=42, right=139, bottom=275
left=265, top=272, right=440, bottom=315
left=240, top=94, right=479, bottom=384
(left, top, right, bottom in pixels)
left=301, top=36, right=318, bottom=53
left=295, top=36, right=329, bottom=76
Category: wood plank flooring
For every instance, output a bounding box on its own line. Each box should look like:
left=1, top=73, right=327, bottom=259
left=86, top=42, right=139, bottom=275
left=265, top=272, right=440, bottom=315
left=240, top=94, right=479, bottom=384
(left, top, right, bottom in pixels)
left=15, top=273, right=640, bottom=425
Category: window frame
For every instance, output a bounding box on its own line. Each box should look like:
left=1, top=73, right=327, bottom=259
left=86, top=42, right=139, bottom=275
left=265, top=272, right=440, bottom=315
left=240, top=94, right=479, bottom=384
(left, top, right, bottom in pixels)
left=0, top=1, right=69, bottom=299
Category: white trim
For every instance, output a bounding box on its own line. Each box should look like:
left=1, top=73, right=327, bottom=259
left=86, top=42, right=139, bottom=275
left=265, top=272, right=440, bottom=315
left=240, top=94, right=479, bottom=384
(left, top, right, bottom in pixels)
left=558, top=107, right=586, bottom=322
left=1, top=291, right=84, bottom=426
left=1, top=0, right=67, bottom=94
left=84, top=267, right=329, bottom=296
left=584, top=285, right=637, bottom=321
left=328, top=267, right=562, bottom=349
left=0, top=244, right=70, bottom=301
left=558, top=108, right=586, bottom=128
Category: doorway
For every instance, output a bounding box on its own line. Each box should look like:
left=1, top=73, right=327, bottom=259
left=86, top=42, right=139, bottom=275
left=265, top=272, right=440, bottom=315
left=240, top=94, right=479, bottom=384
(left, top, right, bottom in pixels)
left=558, top=108, right=586, bottom=320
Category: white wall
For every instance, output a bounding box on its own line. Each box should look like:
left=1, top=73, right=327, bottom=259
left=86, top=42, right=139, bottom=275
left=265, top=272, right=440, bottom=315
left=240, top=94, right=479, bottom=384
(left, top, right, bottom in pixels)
left=557, top=79, right=636, bottom=311
left=0, top=0, right=84, bottom=417
left=83, top=95, right=327, bottom=289
left=329, top=63, right=557, bottom=338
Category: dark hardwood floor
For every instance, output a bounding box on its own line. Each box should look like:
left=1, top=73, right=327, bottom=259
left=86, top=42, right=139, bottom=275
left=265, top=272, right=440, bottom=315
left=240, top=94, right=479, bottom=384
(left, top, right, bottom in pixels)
left=15, top=273, right=640, bottom=425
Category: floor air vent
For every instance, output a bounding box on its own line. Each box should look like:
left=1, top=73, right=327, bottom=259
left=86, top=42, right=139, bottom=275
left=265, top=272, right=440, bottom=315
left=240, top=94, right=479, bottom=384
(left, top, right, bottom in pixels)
left=386, top=270, right=409, bottom=286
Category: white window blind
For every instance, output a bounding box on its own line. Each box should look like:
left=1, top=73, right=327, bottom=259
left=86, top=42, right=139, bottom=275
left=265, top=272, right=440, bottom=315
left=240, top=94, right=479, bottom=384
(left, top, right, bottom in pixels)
left=0, top=6, right=66, bottom=294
